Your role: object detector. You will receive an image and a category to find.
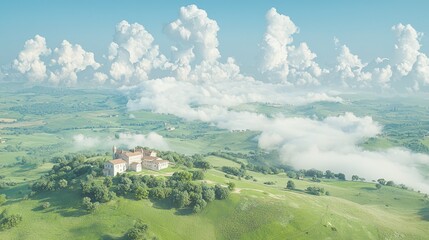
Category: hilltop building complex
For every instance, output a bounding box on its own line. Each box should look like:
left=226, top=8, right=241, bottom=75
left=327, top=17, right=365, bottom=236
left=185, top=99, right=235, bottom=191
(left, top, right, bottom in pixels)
left=103, top=146, right=169, bottom=176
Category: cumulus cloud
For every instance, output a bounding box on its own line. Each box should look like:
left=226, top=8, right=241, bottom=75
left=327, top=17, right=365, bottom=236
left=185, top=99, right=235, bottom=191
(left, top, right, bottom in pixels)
left=372, top=65, right=393, bottom=88
left=94, top=72, right=109, bottom=84
left=49, top=40, right=100, bottom=86
left=166, top=4, right=220, bottom=63
left=260, top=8, right=327, bottom=86
left=392, top=23, right=422, bottom=76
left=165, top=4, right=249, bottom=83
left=73, top=132, right=169, bottom=151
left=334, top=44, right=372, bottom=88
left=388, top=23, right=429, bottom=91
left=414, top=54, right=429, bottom=85
left=13, top=35, right=51, bottom=81
left=108, top=20, right=170, bottom=84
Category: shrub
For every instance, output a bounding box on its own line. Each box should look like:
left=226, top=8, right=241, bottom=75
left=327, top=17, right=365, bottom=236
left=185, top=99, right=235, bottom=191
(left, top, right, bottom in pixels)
left=82, top=197, right=99, bottom=212
left=306, top=186, right=325, bottom=196
left=286, top=180, right=295, bottom=190
left=126, top=219, right=149, bottom=240
left=227, top=182, right=236, bottom=190
left=0, top=210, right=22, bottom=230
left=42, top=202, right=50, bottom=209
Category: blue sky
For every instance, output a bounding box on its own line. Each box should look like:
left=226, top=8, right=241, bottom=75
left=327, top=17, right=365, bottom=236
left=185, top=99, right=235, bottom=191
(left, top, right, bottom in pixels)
left=1, top=0, right=429, bottom=75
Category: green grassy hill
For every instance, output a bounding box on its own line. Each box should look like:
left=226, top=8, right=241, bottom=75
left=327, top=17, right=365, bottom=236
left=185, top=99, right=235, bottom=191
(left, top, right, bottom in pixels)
left=0, top=156, right=428, bottom=240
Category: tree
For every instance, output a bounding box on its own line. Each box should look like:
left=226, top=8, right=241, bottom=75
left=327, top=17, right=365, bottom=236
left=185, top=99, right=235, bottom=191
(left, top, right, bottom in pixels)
left=134, top=186, right=149, bottom=200
left=227, top=182, right=235, bottom=191
left=126, top=219, right=149, bottom=240
left=287, top=171, right=297, bottom=179
left=214, top=184, right=230, bottom=200
left=202, top=185, right=215, bottom=202
left=192, top=199, right=207, bottom=213
left=172, top=190, right=190, bottom=208
left=0, top=210, right=22, bottom=230
left=58, top=179, right=68, bottom=189
left=191, top=170, right=204, bottom=180
left=351, top=175, right=359, bottom=181
left=386, top=180, right=395, bottom=187
left=375, top=183, right=382, bottom=190
left=82, top=197, right=99, bottom=212
left=86, top=184, right=113, bottom=203
left=336, top=173, right=346, bottom=181
left=286, top=180, right=295, bottom=190
left=325, top=170, right=335, bottom=179
left=171, top=171, right=193, bottom=182
left=194, top=161, right=212, bottom=171
left=306, top=186, right=325, bottom=196
left=377, top=178, right=386, bottom=185
left=103, top=177, right=113, bottom=187
left=149, top=187, right=168, bottom=200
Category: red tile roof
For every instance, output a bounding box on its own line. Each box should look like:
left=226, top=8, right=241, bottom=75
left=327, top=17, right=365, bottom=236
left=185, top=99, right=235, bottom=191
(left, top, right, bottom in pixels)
left=142, top=156, right=158, bottom=161
left=109, top=159, right=127, bottom=165
left=122, top=151, right=142, bottom=157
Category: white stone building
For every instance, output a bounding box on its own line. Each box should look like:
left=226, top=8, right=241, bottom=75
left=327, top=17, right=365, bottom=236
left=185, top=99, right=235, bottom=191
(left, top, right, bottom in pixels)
left=103, top=159, right=127, bottom=176
left=103, top=146, right=169, bottom=176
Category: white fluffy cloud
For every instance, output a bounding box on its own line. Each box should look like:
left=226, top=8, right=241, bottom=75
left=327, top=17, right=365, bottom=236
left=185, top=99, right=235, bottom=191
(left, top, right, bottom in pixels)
left=13, top=36, right=99, bottom=86
left=260, top=8, right=326, bottom=86
left=372, top=65, right=393, bottom=88
left=166, top=4, right=220, bottom=63
left=165, top=4, right=249, bottom=83
left=415, top=54, right=429, bottom=85
left=389, top=23, right=429, bottom=91
left=335, top=44, right=372, bottom=88
left=392, top=23, right=422, bottom=76
left=49, top=40, right=100, bottom=86
left=13, top=35, right=51, bottom=81
left=108, top=20, right=170, bottom=84
left=73, top=132, right=169, bottom=151
left=94, top=72, right=109, bottom=84
left=260, top=7, right=297, bottom=80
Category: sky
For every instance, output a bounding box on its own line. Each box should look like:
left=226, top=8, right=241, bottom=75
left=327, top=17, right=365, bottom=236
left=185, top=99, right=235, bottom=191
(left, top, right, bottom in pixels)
left=2, top=0, right=429, bottom=76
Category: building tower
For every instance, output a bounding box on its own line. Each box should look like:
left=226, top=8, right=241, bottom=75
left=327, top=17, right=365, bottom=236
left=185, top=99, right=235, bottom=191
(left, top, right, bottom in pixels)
left=112, top=145, right=117, bottom=159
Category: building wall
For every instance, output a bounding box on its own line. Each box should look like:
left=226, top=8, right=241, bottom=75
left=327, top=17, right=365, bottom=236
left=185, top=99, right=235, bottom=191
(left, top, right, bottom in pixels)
left=128, top=155, right=142, bottom=165
left=113, top=163, right=126, bottom=176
